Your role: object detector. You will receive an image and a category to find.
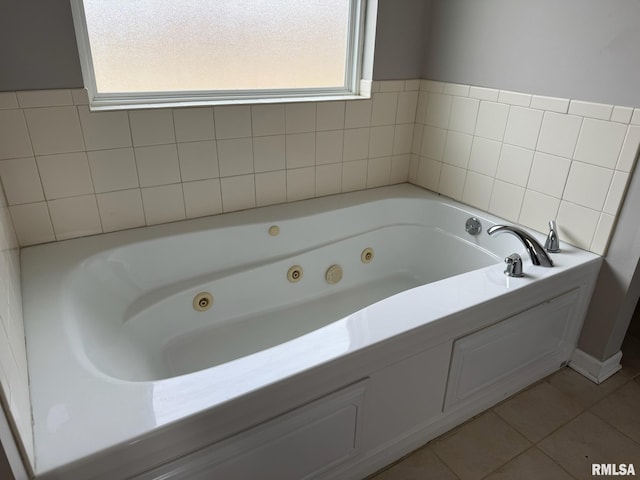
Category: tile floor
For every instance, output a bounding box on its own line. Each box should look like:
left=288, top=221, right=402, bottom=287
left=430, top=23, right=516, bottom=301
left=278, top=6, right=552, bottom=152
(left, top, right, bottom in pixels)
left=369, top=335, right=640, bottom=480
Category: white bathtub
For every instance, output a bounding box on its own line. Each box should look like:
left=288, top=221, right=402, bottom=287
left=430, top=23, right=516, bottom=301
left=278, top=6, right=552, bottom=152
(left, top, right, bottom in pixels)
left=22, top=185, right=601, bottom=479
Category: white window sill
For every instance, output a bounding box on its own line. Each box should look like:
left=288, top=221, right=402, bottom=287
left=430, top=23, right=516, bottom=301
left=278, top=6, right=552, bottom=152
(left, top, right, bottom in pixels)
left=87, top=80, right=373, bottom=111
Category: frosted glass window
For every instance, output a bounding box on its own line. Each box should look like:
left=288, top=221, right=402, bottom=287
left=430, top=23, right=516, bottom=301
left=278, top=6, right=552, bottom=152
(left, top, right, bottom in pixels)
left=71, top=0, right=369, bottom=108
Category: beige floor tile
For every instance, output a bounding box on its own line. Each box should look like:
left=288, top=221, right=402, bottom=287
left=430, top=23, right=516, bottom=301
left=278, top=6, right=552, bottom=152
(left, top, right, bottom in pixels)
left=493, top=381, right=583, bottom=442
left=371, top=445, right=459, bottom=480
left=430, top=411, right=530, bottom=480
left=539, top=411, right=640, bottom=480
left=483, top=447, right=574, bottom=480
left=591, top=380, right=640, bottom=444
left=546, top=367, right=629, bottom=408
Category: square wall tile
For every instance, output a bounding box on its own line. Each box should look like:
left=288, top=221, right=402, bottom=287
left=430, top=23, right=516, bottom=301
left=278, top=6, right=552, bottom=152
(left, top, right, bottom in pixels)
left=316, top=163, right=342, bottom=196
left=220, top=175, right=255, bottom=212
left=49, top=195, right=102, bottom=240
left=135, top=144, right=181, bottom=187
left=556, top=201, right=600, bottom=250
left=443, top=131, right=472, bottom=169
left=390, top=154, right=410, bottom=184
left=495, top=145, right=534, bottom=187
left=255, top=170, right=286, bottom=206
left=503, top=107, right=543, bottom=150
left=71, top=88, right=89, bottom=105
left=88, top=148, right=139, bottom=193
left=563, top=161, right=613, bottom=211
left=468, top=137, right=501, bottom=177
left=415, top=92, right=428, bottom=124
left=420, top=126, right=447, bottom=161
left=0, top=158, right=44, bottom=204
left=519, top=190, right=560, bottom=234
left=449, top=96, right=479, bottom=135
left=214, top=105, right=252, bottom=139
left=253, top=135, right=285, bottom=172
left=0, top=110, right=33, bottom=159
left=177, top=141, right=218, bottom=181
left=438, top=163, right=466, bottom=201
left=527, top=152, right=571, bottom=198
left=141, top=184, right=186, bottom=224
left=591, top=213, right=615, bottom=255
left=367, top=156, right=391, bottom=188
left=475, top=101, right=509, bottom=141
left=536, top=112, right=582, bottom=158
left=573, top=118, right=626, bottom=168
left=396, top=91, right=418, bottom=124
left=287, top=166, right=315, bottom=201
left=603, top=170, right=629, bottom=215
left=129, top=109, right=175, bottom=147
left=411, top=124, right=423, bottom=154
left=285, top=103, right=316, bottom=133
left=252, top=104, right=285, bottom=137
left=443, top=83, right=470, bottom=96
left=316, top=130, right=344, bottom=165
left=415, top=157, right=441, bottom=191
left=24, top=106, right=85, bottom=155
left=342, top=159, right=367, bottom=192
left=96, top=189, right=145, bottom=232
left=371, top=92, right=398, bottom=126
left=425, top=93, right=452, bottom=129
left=462, top=171, right=493, bottom=210
left=343, top=128, right=370, bottom=161
left=286, top=133, right=315, bottom=168
left=393, top=124, right=413, bottom=155
left=9, top=203, right=55, bottom=246
left=78, top=106, right=131, bottom=151
left=316, top=101, right=345, bottom=131
left=617, top=125, right=640, bottom=172
left=183, top=179, right=223, bottom=218
left=344, top=99, right=372, bottom=128
left=36, top=152, right=94, bottom=199
left=173, top=108, right=215, bottom=142
left=489, top=180, right=525, bottom=222
left=217, top=138, right=254, bottom=177
left=369, top=126, right=394, bottom=158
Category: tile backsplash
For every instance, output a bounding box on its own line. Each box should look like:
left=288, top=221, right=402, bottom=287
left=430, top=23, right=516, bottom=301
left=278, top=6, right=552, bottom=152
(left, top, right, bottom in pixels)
left=0, top=81, right=419, bottom=247
left=1, top=79, right=639, bottom=256
left=409, top=81, right=640, bottom=255
left=0, top=181, right=32, bottom=464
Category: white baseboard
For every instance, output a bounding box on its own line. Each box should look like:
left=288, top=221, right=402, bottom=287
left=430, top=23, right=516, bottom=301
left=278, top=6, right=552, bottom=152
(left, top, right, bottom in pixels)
left=569, top=349, right=622, bottom=384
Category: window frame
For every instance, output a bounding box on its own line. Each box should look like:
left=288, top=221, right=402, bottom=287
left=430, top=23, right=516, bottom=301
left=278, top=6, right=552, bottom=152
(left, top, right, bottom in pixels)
left=69, top=0, right=375, bottom=111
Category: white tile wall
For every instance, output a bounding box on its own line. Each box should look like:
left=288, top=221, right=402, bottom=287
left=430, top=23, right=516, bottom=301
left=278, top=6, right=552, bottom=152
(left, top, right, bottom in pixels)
left=1, top=80, right=638, bottom=258
left=413, top=80, right=640, bottom=255
left=0, top=181, right=33, bottom=464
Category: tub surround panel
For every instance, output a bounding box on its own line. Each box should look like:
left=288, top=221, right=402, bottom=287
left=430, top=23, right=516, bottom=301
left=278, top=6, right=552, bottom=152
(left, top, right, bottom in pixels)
left=0, top=81, right=418, bottom=247
left=0, top=182, right=33, bottom=466
left=411, top=80, right=640, bottom=255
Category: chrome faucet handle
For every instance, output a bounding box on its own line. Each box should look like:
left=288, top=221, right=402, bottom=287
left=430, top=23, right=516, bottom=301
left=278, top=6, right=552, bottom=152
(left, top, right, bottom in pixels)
left=544, top=220, right=560, bottom=253
left=504, top=253, right=524, bottom=277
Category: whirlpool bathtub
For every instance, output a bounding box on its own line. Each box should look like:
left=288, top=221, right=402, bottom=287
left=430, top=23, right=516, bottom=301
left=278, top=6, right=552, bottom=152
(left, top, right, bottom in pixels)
left=22, top=184, right=601, bottom=479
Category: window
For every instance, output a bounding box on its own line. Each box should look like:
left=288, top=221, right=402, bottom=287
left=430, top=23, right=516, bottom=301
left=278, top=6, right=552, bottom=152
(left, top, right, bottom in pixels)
left=70, top=0, right=374, bottom=110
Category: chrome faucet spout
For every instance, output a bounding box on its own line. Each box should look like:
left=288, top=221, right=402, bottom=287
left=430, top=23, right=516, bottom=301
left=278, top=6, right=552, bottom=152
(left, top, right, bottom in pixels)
left=487, top=225, right=554, bottom=267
